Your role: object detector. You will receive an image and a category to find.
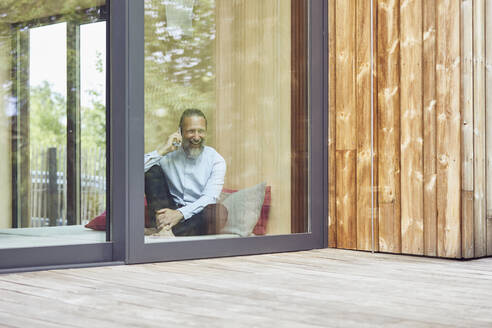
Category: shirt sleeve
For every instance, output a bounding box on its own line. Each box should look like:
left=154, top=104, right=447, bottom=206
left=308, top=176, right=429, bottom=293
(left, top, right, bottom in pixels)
left=178, top=155, right=226, bottom=220
left=144, top=150, right=161, bottom=172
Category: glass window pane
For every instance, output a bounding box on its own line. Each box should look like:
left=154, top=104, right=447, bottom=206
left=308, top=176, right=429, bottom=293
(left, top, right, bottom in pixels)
left=80, top=21, right=106, bottom=226
left=0, top=1, right=107, bottom=248
left=144, top=0, right=309, bottom=243
left=29, top=22, right=67, bottom=227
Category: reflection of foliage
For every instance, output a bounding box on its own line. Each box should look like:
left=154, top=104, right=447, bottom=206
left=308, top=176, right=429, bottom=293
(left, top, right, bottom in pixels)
left=81, top=51, right=106, bottom=149
left=81, top=88, right=106, bottom=149
left=30, top=81, right=105, bottom=150
left=0, top=0, right=105, bottom=28
left=30, top=81, right=67, bottom=149
left=144, top=0, right=216, bottom=152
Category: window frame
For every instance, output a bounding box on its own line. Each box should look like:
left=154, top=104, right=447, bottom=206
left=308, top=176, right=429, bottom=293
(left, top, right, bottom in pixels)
left=0, top=0, right=328, bottom=271
left=123, top=0, right=327, bottom=264
left=0, top=2, right=114, bottom=271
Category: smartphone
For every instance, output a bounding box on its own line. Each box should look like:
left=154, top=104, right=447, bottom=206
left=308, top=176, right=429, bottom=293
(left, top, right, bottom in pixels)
left=173, top=128, right=182, bottom=147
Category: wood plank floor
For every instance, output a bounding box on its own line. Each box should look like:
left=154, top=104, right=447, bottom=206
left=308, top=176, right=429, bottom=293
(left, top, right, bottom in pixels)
left=1, top=249, right=492, bottom=327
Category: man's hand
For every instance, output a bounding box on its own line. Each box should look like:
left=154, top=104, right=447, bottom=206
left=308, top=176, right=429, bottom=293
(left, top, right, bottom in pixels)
left=156, top=130, right=182, bottom=156
left=156, top=208, right=184, bottom=231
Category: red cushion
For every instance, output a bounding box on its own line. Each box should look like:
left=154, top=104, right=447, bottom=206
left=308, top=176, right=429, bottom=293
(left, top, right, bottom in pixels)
left=221, top=186, right=271, bottom=235
left=86, top=187, right=272, bottom=234
left=85, top=198, right=151, bottom=230
left=85, top=210, right=107, bottom=231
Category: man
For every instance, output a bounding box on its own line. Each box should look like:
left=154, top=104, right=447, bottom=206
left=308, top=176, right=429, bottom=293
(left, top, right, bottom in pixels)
left=144, top=108, right=228, bottom=236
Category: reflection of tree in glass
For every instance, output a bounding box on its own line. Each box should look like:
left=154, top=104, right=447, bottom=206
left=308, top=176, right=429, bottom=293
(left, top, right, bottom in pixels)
left=30, top=81, right=66, bottom=149
left=0, top=0, right=105, bottom=28
left=81, top=50, right=106, bottom=149
left=30, top=72, right=106, bottom=151
left=144, top=0, right=216, bottom=153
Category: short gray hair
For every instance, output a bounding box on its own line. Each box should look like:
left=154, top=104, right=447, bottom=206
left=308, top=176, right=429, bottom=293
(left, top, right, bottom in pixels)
left=179, top=108, right=207, bottom=131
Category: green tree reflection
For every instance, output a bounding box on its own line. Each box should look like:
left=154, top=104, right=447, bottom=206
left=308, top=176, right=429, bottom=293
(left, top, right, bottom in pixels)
left=144, top=0, right=216, bottom=152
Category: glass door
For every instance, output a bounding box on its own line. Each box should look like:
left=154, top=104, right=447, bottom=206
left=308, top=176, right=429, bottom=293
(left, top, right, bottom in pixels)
left=0, top=0, right=111, bottom=269
left=127, top=0, right=326, bottom=263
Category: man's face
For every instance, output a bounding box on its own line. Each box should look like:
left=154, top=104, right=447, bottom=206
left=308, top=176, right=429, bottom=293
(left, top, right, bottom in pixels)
left=181, top=115, right=206, bottom=159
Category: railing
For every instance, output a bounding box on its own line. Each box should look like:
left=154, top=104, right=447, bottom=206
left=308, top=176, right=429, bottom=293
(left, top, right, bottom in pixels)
left=30, top=146, right=106, bottom=227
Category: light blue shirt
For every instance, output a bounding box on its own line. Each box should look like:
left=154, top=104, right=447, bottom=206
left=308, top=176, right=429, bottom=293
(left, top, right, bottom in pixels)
left=144, top=146, right=226, bottom=220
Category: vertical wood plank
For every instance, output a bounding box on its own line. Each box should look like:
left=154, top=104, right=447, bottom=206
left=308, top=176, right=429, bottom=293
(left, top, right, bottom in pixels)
left=336, top=150, right=357, bottom=249
left=328, top=0, right=337, bottom=247
left=356, top=0, right=372, bottom=251
left=377, top=0, right=401, bottom=253
left=335, top=0, right=357, bottom=249
left=335, top=0, right=357, bottom=151
left=372, top=0, right=380, bottom=252
left=436, top=0, right=461, bottom=258
left=473, top=0, right=487, bottom=257
left=400, top=0, right=424, bottom=255
left=486, top=0, right=492, bottom=256
left=461, top=0, right=474, bottom=259
left=423, top=0, right=438, bottom=256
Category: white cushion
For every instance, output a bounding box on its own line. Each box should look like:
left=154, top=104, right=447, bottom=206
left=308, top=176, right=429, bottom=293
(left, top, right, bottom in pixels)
left=219, top=182, right=266, bottom=237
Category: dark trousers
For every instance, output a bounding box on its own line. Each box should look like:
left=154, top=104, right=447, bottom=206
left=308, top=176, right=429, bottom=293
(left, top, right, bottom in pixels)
left=144, top=165, right=228, bottom=236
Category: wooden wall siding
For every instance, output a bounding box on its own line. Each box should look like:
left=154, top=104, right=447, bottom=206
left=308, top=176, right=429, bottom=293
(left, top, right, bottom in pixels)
left=461, top=0, right=474, bottom=259
left=329, top=0, right=377, bottom=251
left=335, top=0, right=357, bottom=249
left=433, top=0, right=461, bottom=258
left=459, top=0, right=491, bottom=259
left=423, top=0, right=437, bottom=257
left=372, top=0, right=379, bottom=253
left=487, top=0, right=492, bottom=256
left=473, top=0, right=487, bottom=258
left=328, top=0, right=492, bottom=259
left=377, top=0, right=401, bottom=253
left=356, top=0, right=373, bottom=251
left=400, top=0, right=424, bottom=255
left=328, top=0, right=337, bottom=248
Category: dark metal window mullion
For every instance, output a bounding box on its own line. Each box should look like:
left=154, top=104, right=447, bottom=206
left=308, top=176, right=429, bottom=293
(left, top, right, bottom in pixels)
left=66, top=21, right=81, bottom=226
left=105, top=0, right=111, bottom=242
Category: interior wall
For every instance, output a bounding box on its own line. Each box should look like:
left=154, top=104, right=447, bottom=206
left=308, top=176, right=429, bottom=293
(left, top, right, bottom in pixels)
left=215, top=0, right=292, bottom=235
left=328, top=0, right=474, bottom=259
left=0, top=25, right=12, bottom=229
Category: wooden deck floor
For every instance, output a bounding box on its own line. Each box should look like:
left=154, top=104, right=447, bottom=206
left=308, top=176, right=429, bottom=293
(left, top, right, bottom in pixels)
left=1, top=249, right=492, bottom=327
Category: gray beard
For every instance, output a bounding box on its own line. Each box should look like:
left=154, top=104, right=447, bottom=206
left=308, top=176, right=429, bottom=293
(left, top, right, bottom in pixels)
left=183, top=139, right=205, bottom=159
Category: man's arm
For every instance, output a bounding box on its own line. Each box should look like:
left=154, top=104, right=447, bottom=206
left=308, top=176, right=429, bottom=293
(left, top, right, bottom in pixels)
left=178, top=155, right=226, bottom=220
left=144, top=131, right=182, bottom=172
